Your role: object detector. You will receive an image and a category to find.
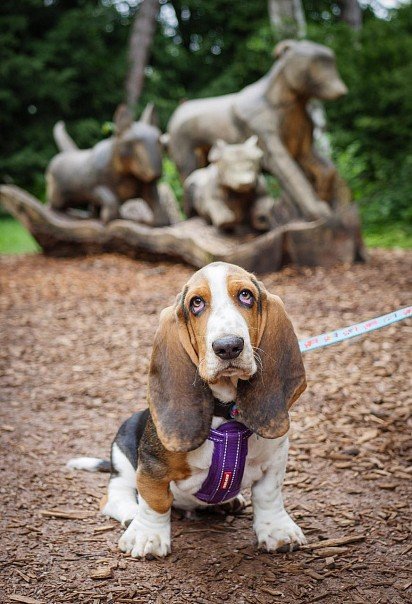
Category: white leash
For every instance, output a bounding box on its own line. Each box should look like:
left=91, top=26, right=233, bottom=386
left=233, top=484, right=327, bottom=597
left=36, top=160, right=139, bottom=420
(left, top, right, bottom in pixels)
left=299, top=306, right=412, bottom=353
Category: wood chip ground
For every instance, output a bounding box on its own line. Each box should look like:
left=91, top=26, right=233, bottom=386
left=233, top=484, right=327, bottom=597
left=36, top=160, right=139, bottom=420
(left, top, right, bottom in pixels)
left=0, top=250, right=411, bottom=603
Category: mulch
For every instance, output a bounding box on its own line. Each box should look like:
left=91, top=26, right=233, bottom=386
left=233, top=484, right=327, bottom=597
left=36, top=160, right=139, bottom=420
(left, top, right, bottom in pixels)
left=0, top=249, right=411, bottom=604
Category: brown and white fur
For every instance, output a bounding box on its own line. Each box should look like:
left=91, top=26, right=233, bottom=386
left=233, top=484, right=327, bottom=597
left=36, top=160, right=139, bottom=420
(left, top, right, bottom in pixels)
left=68, top=262, right=307, bottom=558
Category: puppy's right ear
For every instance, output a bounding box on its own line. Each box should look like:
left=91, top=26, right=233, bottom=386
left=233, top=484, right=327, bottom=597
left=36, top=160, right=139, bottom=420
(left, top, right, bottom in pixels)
left=273, top=39, right=297, bottom=59
left=208, top=139, right=226, bottom=163
left=148, top=304, right=214, bottom=452
left=114, top=104, right=134, bottom=135
left=236, top=288, right=306, bottom=439
left=140, top=102, right=159, bottom=127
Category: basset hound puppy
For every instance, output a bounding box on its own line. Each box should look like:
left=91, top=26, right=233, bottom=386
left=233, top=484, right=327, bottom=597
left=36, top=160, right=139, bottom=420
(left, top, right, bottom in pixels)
left=68, top=261, right=307, bottom=558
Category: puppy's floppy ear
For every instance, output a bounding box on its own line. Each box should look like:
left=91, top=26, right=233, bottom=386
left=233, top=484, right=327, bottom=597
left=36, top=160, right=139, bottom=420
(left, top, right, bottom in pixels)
left=148, top=301, right=214, bottom=452
left=236, top=287, right=306, bottom=439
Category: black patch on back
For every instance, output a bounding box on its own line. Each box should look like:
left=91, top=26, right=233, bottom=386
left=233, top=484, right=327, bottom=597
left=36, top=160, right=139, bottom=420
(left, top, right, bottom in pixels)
left=112, top=408, right=150, bottom=473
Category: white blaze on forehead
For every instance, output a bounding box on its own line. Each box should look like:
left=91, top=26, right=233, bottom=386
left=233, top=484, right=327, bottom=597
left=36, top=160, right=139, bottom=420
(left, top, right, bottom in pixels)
left=204, top=264, right=237, bottom=324
left=203, top=263, right=250, bottom=343
left=204, top=263, right=232, bottom=310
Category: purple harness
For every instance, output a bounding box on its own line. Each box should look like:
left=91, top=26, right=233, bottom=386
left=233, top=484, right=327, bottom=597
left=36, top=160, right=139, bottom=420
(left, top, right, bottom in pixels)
left=195, top=421, right=252, bottom=505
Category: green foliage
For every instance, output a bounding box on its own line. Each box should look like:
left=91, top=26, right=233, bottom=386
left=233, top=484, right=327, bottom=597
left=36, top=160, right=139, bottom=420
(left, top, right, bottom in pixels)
left=363, top=223, right=412, bottom=249
left=139, top=0, right=270, bottom=124
left=161, top=156, right=183, bottom=208
left=0, top=0, right=130, bottom=192
left=0, top=0, right=411, bottom=246
left=264, top=174, right=282, bottom=199
left=307, top=6, right=412, bottom=231
left=333, top=141, right=369, bottom=202
left=0, top=217, right=39, bottom=254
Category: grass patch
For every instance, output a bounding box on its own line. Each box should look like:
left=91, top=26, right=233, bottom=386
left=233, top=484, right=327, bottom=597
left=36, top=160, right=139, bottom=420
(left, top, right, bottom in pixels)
left=363, top=223, right=412, bottom=249
left=0, top=217, right=40, bottom=255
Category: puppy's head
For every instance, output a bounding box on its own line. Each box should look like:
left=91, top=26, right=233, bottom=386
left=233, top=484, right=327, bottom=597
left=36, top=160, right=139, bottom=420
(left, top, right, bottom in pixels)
left=208, top=136, right=264, bottom=193
left=148, top=262, right=306, bottom=452
left=180, top=262, right=263, bottom=384
left=273, top=40, right=348, bottom=101
left=113, top=103, right=162, bottom=183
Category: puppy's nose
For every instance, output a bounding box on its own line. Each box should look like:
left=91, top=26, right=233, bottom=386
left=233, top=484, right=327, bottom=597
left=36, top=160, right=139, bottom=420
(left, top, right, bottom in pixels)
left=212, top=336, right=244, bottom=360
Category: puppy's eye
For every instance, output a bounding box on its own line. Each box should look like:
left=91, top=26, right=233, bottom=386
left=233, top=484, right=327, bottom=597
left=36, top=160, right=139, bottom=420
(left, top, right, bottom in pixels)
left=190, top=296, right=205, bottom=315
left=238, top=289, right=254, bottom=307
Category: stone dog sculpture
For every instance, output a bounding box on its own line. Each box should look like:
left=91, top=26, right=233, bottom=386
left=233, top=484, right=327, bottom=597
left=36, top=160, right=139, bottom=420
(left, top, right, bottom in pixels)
left=46, top=104, right=171, bottom=226
left=184, top=136, right=276, bottom=232
left=167, top=40, right=349, bottom=222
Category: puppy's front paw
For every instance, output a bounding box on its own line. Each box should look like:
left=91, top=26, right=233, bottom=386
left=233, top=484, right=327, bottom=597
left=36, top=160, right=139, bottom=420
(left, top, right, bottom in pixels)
left=254, top=513, right=306, bottom=552
left=118, top=517, right=171, bottom=558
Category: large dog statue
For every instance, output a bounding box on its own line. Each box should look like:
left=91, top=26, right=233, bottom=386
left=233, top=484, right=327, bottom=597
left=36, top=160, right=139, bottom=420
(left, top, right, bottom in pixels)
left=46, top=104, right=172, bottom=226
left=167, top=40, right=350, bottom=222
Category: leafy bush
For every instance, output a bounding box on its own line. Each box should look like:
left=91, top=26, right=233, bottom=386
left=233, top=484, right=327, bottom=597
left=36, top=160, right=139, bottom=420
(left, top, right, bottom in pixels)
left=308, top=7, right=412, bottom=230
left=0, top=0, right=411, bottom=241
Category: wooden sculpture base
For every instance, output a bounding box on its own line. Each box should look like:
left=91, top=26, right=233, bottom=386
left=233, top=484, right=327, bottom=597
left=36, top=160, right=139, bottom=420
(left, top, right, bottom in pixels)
left=0, top=185, right=366, bottom=273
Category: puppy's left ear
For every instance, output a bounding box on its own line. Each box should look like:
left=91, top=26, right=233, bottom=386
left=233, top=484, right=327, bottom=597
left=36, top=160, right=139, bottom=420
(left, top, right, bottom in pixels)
left=208, top=139, right=226, bottom=163
left=236, top=289, right=306, bottom=438
left=148, top=303, right=214, bottom=452
left=140, top=102, right=159, bottom=127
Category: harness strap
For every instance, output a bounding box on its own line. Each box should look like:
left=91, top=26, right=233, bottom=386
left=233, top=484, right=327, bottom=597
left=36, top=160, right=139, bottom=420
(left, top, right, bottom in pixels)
left=195, top=421, right=252, bottom=505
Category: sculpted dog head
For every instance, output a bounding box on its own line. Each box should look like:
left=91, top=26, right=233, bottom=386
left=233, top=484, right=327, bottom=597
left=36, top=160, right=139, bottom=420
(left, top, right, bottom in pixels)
left=148, top=262, right=306, bottom=452
left=272, top=39, right=348, bottom=101
left=208, top=136, right=264, bottom=193
left=113, top=103, right=163, bottom=183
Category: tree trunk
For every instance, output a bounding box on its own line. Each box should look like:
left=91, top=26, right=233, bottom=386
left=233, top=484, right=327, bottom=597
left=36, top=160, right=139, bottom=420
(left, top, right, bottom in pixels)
left=126, top=0, right=159, bottom=110
left=268, top=0, right=306, bottom=39
left=339, top=0, right=362, bottom=31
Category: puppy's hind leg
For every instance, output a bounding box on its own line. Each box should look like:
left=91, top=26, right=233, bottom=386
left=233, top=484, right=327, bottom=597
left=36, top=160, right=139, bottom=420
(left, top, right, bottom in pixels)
left=215, top=493, right=247, bottom=515
left=101, top=443, right=139, bottom=527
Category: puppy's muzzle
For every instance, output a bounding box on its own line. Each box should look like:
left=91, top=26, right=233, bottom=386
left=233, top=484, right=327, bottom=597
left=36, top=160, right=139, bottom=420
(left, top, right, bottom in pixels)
left=212, top=335, right=244, bottom=360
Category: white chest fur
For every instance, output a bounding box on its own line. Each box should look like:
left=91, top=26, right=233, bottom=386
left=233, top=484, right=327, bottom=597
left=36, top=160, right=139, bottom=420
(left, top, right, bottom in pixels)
left=170, top=416, right=288, bottom=511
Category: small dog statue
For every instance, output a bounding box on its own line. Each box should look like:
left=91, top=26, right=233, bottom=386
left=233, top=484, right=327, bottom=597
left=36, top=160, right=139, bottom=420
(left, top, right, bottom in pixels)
left=46, top=104, right=171, bottom=226
left=184, top=136, right=277, bottom=232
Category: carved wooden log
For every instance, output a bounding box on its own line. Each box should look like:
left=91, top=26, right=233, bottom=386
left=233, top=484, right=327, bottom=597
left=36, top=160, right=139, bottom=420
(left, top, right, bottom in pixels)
left=286, top=204, right=367, bottom=266
left=0, top=185, right=364, bottom=273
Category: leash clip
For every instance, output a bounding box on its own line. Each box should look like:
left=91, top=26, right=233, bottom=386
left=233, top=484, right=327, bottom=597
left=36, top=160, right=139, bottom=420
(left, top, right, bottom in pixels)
left=230, top=404, right=239, bottom=419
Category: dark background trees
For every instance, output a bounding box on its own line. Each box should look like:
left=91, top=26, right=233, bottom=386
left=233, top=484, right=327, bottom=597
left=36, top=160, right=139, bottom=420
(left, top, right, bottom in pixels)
left=1, top=0, right=411, bottom=234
